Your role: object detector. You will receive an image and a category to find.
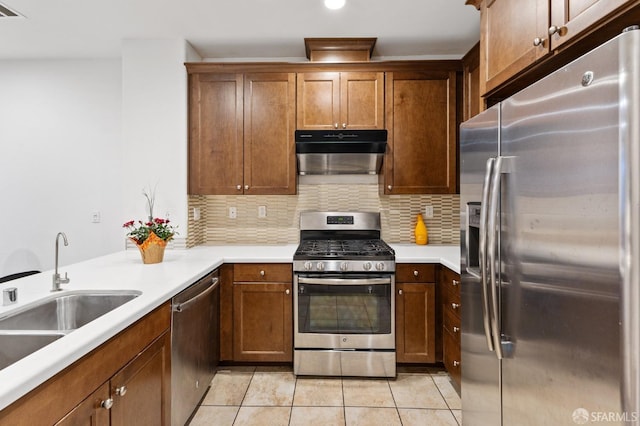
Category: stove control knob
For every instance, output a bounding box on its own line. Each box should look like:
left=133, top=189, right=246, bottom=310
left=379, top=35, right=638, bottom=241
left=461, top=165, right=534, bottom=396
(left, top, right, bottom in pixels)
left=376, top=262, right=385, bottom=271
left=340, top=262, right=349, bottom=272
left=304, top=262, right=313, bottom=271
left=363, top=262, right=372, bottom=271
left=316, top=262, right=325, bottom=271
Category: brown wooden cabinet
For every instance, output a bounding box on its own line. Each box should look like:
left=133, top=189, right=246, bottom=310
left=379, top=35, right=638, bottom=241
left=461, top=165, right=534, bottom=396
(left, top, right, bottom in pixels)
left=480, top=0, right=634, bottom=95
left=383, top=71, right=457, bottom=194
left=1, top=304, right=171, bottom=426
left=189, top=72, right=296, bottom=195
left=297, top=71, right=384, bottom=130
left=395, top=264, right=437, bottom=363
left=462, top=42, right=481, bottom=119
left=441, top=266, right=461, bottom=389
left=232, top=263, right=293, bottom=362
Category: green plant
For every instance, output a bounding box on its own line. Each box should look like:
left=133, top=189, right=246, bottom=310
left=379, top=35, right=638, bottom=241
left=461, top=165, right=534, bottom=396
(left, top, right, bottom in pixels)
left=123, top=218, right=176, bottom=244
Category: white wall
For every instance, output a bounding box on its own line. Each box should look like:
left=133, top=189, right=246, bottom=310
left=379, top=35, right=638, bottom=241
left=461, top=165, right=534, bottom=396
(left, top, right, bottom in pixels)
left=0, top=59, right=124, bottom=277
left=121, top=40, right=201, bottom=247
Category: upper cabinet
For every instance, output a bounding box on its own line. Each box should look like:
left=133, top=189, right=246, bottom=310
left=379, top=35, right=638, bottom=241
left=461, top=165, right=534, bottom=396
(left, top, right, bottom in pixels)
left=480, top=0, right=636, bottom=96
left=383, top=70, right=457, bottom=194
left=297, top=71, right=384, bottom=130
left=189, top=72, right=296, bottom=195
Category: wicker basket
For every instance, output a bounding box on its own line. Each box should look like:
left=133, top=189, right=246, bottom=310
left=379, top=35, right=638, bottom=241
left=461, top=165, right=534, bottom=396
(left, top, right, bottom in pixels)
left=132, top=231, right=168, bottom=264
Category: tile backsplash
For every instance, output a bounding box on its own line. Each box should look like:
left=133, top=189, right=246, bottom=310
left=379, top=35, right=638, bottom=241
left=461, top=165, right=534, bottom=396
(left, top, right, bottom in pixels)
left=187, top=184, right=460, bottom=247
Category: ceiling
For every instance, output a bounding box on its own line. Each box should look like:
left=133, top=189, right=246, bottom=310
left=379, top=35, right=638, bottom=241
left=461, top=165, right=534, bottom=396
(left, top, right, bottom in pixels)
left=0, top=0, right=480, bottom=60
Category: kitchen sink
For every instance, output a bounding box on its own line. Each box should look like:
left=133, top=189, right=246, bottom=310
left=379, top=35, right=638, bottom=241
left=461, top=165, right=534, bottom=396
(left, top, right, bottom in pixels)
left=0, top=290, right=142, bottom=332
left=0, top=332, right=65, bottom=370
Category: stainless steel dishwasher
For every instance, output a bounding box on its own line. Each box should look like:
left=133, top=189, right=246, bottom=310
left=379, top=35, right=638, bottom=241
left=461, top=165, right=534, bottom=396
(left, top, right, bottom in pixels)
left=171, top=269, right=219, bottom=426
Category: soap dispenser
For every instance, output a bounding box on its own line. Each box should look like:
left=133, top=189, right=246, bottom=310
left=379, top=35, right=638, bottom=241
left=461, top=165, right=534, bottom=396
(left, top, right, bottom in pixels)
left=414, top=214, right=428, bottom=245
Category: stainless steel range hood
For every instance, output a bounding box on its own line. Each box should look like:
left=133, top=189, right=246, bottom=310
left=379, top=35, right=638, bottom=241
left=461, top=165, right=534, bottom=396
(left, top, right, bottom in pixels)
left=295, top=130, right=387, bottom=175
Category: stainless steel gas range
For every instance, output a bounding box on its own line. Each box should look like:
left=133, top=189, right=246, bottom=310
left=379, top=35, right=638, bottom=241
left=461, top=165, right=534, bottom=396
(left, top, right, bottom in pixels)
left=293, top=211, right=396, bottom=378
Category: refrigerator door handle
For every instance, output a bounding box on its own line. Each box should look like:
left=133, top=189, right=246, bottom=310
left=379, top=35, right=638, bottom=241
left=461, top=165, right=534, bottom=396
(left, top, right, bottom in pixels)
left=479, top=157, right=496, bottom=352
left=487, top=155, right=515, bottom=360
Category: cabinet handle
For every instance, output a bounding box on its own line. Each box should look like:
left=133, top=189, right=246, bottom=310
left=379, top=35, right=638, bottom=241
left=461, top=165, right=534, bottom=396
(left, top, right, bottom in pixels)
left=533, top=37, right=545, bottom=47
left=286, top=289, right=290, bottom=295
left=115, top=385, right=127, bottom=396
left=452, top=280, right=459, bottom=286
left=413, top=270, right=419, bottom=277
left=101, top=398, right=114, bottom=410
left=398, top=289, right=403, bottom=295
left=451, top=303, right=460, bottom=310
left=236, top=185, right=242, bottom=190
left=453, top=326, right=460, bottom=333
left=244, top=185, right=249, bottom=190
left=260, top=270, right=265, bottom=276
left=453, top=360, right=460, bottom=367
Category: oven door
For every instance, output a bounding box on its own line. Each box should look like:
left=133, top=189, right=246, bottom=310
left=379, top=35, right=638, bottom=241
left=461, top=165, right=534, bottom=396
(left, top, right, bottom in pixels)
left=294, top=274, right=395, bottom=350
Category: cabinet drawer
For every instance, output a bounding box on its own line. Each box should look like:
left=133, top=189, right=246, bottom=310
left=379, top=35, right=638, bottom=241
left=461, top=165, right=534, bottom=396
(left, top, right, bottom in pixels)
left=233, top=263, right=292, bottom=282
left=442, top=268, right=460, bottom=305
left=443, top=329, right=461, bottom=387
left=443, top=306, right=461, bottom=345
left=396, top=264, right=436, bottom=282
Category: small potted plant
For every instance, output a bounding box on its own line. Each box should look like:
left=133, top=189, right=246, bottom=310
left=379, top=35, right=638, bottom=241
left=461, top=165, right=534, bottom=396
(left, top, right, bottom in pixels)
left=123, top=188, right=177, bottom=264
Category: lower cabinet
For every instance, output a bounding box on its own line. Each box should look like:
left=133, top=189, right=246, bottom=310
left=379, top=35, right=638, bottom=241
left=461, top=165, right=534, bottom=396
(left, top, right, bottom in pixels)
left=395, top=264, right=437, bottom=363
left=232, top=263, right=293, bottom=362
left=0, top=304, right=171, bottom=426
left=441, top=267, right=461, bottom=389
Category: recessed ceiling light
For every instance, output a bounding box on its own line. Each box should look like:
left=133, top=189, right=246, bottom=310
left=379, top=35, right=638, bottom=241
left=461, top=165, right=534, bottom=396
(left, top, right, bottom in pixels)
left=324, top=0, right=345, bottom=10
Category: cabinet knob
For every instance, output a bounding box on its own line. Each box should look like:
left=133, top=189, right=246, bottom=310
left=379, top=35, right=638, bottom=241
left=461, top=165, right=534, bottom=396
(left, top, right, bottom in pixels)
left=236, top=185, right=242, bottom=190
left=244, top=185, right=249, bottom=190
left=533, top=37, right=545, bottom=47
left=453, top=326, right=460, bottom=333
left=286, top=289, right=290, bottom=295
left=342, top=123, right=347, bottom=129
left=451, top=303, right=460, bottom=310
left=387, top=185, right=392, bottom=191
left=115, top=385, right=127, bottom=396
left=260, top=270, right=265, bottom=276
left=398, top=289, right=403, bottom=295
left=452, top=280, right=459, bottom=286
left=548, top=25, right=565, bottom=36
left=453, top=360, right=460, bottom=367
left=334, top=123, right=339, bottom=129
left=413, top=270, right=419, bottom=277
left=101, top=398, right=114, bottom=410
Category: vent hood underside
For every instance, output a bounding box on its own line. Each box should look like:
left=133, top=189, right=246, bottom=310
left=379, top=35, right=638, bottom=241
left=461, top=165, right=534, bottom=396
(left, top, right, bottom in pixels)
left=295, top=130, right=387, bottom=175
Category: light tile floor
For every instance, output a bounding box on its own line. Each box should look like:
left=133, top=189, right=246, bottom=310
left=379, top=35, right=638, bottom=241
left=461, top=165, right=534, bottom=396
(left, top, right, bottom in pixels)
left=189, top=366, right=461, bottom=426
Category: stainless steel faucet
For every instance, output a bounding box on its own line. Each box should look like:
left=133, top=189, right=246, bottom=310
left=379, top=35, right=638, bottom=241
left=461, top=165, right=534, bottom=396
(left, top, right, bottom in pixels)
left=52, top=232, right=70, bottom=292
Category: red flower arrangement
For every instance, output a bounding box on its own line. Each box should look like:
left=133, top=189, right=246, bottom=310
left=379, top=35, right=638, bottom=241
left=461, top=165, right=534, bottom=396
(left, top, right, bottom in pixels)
left=123, top=217, right=176, bottom=245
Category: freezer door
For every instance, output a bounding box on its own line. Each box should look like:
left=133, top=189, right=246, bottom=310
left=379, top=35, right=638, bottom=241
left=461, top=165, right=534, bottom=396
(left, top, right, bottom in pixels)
left=460, top=104, right=501, bottom=426
left=500, top=34, right=623, bottom=425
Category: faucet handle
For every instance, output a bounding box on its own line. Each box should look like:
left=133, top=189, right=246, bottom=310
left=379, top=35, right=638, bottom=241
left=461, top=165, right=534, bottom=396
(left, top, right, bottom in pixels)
left=3, top=287, right=17, bottom=306
left=61, top=272, right=70, bottom=284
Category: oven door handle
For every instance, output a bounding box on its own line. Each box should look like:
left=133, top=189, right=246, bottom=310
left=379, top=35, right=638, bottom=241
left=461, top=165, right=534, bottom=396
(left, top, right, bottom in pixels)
left=297, top=277, right=392, bottom=286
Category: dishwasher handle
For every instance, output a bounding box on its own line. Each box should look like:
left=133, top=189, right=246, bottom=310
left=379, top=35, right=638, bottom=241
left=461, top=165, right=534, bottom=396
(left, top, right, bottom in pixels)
left=172, top=277, right=219, bottom=313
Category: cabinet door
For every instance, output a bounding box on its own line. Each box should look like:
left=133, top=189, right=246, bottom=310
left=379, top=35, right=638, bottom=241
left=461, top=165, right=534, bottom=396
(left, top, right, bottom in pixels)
left=189, top=73, right=244, bottom=194
left=481, top=0, right=549, bottom=95
left=462, top=43, right=481, bottom=120
left=384, top=71, right=457, bottom=194
left=55, top=383, right=110, bottom=426
left=296, top=72, right=340, bottom=130
left=110, top=332, right=171, bottom=426
left=244, top=73, right=297, bottom=195
left=233, top=282, right=293, bottom=362
left=395, top=282, right=436, bottom=363
left=549, top=0, right=631, bottom=50
left=340, top=72, right=384, bottom=129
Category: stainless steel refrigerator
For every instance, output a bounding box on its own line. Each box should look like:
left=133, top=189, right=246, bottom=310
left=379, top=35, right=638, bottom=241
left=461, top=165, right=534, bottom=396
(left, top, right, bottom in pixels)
left=460, top=27, right=640, bottom=425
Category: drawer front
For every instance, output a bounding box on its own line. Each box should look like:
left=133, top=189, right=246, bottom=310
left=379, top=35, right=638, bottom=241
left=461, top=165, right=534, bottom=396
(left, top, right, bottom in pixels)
left=233, top=263, right=292, bottom=282
left=443, top=305, right=461, bottom=345
left=442, top=269, right=461, bottom=305
left=396, top=264, right=436, bottom=282
left=443, top=328, right=461, bottom=387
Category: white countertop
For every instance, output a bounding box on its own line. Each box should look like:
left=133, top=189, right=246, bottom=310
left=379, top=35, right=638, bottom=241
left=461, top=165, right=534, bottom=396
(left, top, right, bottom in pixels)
left=0, top=243, right=459, bottom=411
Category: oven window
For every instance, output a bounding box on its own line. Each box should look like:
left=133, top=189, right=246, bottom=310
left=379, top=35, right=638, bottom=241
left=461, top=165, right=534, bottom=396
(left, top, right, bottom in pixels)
left=297, top=283, right=392, bottom=334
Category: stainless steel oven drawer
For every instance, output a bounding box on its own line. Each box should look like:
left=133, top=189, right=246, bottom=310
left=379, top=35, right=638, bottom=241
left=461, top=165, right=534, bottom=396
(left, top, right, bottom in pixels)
left=294, top=349, right=396, bottom=378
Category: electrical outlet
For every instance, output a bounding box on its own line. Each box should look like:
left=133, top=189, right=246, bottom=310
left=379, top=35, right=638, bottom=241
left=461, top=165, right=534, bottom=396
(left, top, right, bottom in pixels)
left=193, top=207, right=201, bottom=221
left=91, top=211, right=101, bottom=223
left=228, top=207, right=237, bottom=219
left=258, top=205, right=267, bottom=218
left=424, top=205, right=434, bottom=219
